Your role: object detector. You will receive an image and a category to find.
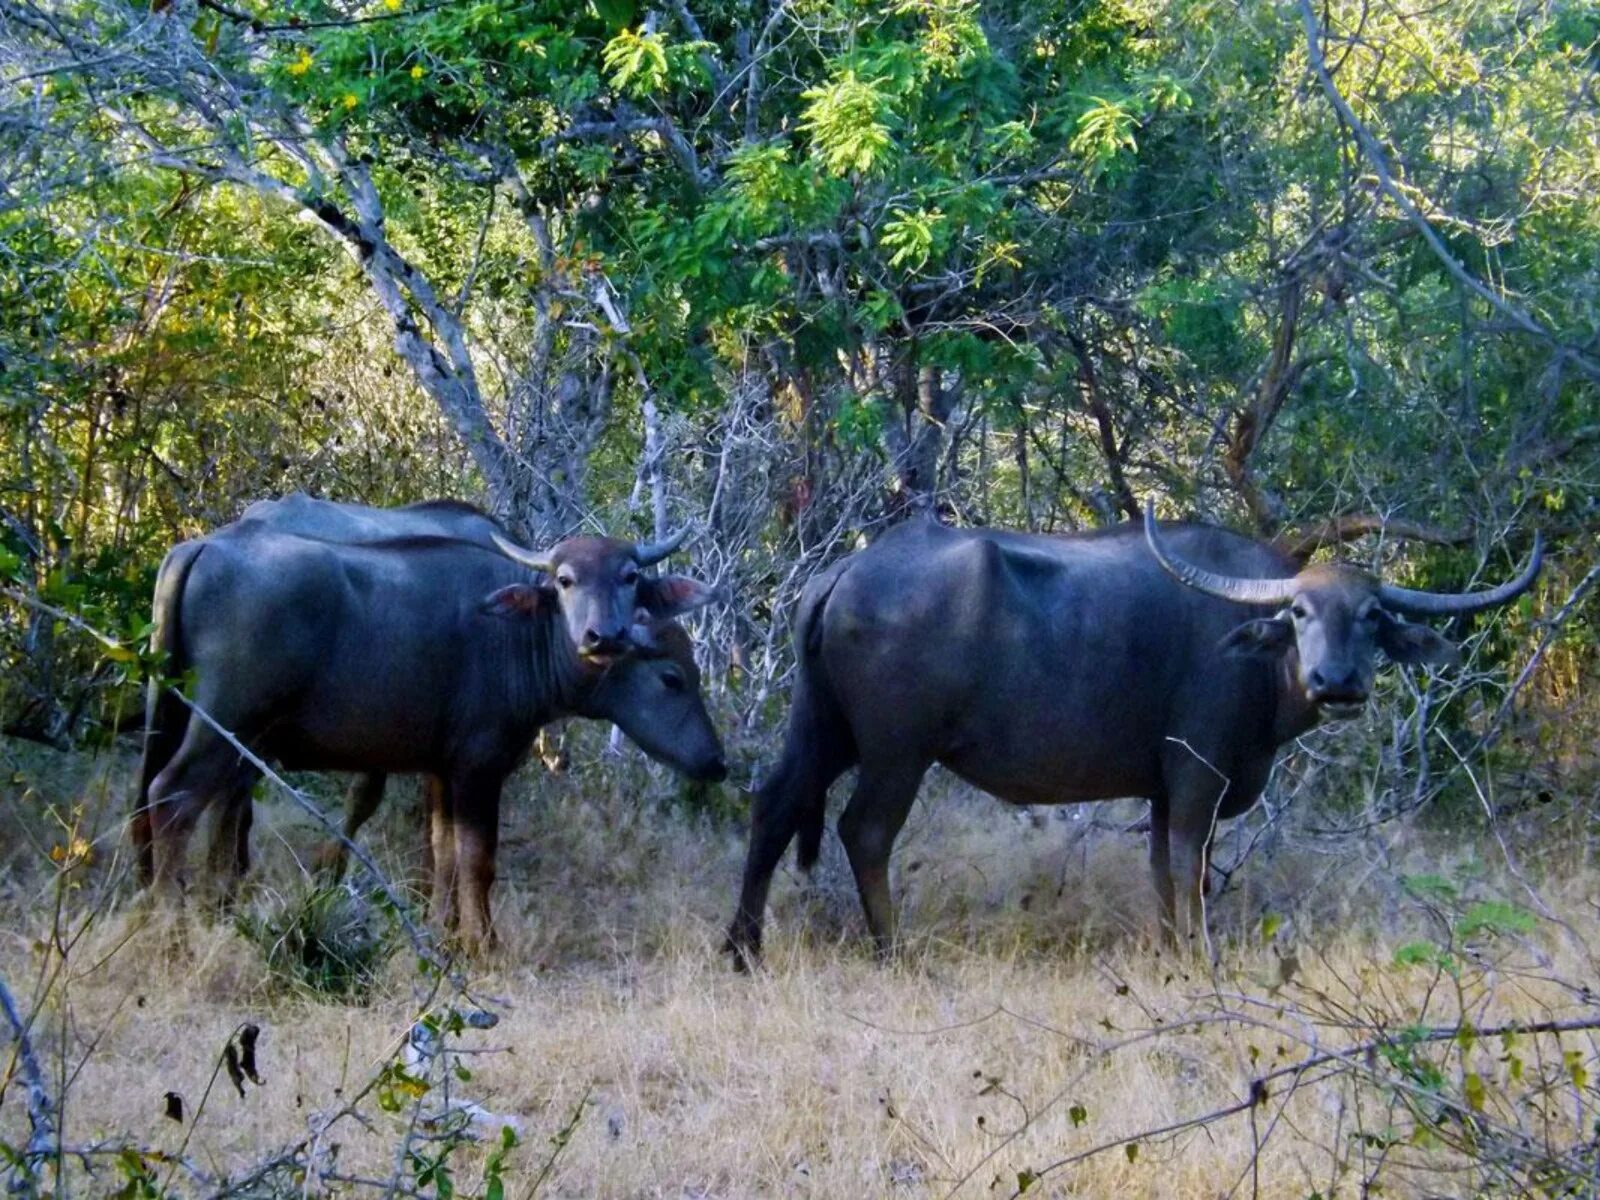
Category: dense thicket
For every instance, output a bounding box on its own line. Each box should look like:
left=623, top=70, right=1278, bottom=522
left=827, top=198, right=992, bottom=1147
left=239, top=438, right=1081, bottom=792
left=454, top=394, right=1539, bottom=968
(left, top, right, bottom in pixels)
left=1, top=0, right=1596, bottom=762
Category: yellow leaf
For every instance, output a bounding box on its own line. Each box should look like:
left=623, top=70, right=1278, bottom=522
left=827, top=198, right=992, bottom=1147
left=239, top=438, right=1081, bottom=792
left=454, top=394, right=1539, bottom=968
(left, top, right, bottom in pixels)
left=287, top=49, right=313, bottom=76
left=411, top=64, right=426, bottom=79
left=384, top=0, right=401, bottom=9
left=1464, top=1071, right=1486, bottom=1112
left=344, top=93, right=359, bottom=108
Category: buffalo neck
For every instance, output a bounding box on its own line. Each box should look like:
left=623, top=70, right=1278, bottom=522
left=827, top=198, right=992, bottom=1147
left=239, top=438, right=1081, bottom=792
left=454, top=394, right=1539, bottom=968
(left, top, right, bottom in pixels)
left=1271, top=649, right=1320, bottom=744
left=497, top=602, right=591, bottom=724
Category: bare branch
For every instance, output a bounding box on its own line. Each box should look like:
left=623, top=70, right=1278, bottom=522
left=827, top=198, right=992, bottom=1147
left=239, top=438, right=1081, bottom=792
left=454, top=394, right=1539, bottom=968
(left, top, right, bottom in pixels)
left=1276, top=514, right=1470, bottom=562
left=1298, top=0, right=1600, bottom=384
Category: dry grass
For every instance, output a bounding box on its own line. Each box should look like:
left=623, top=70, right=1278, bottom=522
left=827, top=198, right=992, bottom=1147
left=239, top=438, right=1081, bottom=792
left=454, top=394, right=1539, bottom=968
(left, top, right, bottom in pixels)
left=2, top=733, right=1598, bottom=1199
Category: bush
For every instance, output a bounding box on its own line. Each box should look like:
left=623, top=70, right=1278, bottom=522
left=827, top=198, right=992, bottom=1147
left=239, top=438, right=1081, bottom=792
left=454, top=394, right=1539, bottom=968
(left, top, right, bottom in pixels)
left=235, top=882, right=398, bottom=1000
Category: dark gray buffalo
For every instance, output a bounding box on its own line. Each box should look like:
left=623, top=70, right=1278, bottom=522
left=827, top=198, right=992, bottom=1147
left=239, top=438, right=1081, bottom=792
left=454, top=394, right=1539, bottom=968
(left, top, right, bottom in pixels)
left=134, top=527, right=726, bottom=950
left=727, top=504, right=1541, bottom=963
left=223, top=494, right=707, bottom=868
left=238, top=493, right=700, bottom=658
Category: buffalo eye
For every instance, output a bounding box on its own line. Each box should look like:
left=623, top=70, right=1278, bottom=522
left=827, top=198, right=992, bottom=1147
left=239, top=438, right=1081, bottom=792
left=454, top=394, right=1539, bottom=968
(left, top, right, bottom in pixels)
left=620, top=564, right=639, bottom=585
left=556, top=573, right=574, bottom=590
left=1290, top=602, right=1308, bottom=620
left=661, top=668, right=686, bottom=693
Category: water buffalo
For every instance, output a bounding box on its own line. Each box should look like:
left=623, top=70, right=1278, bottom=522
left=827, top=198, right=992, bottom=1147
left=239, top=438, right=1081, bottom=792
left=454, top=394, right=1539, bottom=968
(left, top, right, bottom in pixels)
left=237, top=493, right=699, bottom=658
left=221, top=494, right=707, bottom=869
left=134, top=527, right=726, bottom=950
left=726, top=504, right=1541, bottom=964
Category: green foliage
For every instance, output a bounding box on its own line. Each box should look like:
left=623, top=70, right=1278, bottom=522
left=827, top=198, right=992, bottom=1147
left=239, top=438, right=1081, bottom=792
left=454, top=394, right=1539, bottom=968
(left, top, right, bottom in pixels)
left=601, top=28, right=671, bottom=97
left=801, top=70, right=898, bottom=177
left=236, top=883, right=398, bottom=999
left=2, top=0, right=1596, bottom=792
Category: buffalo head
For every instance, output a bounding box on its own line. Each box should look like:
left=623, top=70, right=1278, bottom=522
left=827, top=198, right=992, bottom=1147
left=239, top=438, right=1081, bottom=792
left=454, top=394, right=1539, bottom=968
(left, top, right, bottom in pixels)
left=1144, top=502, right=1542, bottom=713
left=489, top=527, right=714, bottom=660
left=585, top=615, right=728, bottom=782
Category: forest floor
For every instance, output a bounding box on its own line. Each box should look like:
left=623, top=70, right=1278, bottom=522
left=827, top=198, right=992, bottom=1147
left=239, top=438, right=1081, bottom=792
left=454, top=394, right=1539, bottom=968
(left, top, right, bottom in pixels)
left=1, top=733, right=1596, bottom=1199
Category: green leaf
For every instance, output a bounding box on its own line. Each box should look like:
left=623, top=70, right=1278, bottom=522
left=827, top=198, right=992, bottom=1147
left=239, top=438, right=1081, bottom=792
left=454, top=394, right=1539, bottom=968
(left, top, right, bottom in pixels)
left=1260, top=912, right=1282, bottom=943
left=1393, top=941, right=1440, bottom=968
left=1456, top=901, right=1536, bottom=938
left=1400, top=873, right=1459, bottom=902
left=1124, top=1142, right=1139, bottom=1163
left=1566, top=1050, right=1589, bottom=1089
left=1463, top=1071, right=1486, bottom=1112
left=103, top=642, right=140, bottom=664
left=1068, top=1103, right=1087, bottom=1127
left=603, top=28, right=670, bottom=98
left=1016, top=1168, right=1038, bottom=1192
left=1069, top=97, right=1139, bottom=172
left=800, top=70, right=895, bottom=176
left=880, top=207, right=945, bottom=270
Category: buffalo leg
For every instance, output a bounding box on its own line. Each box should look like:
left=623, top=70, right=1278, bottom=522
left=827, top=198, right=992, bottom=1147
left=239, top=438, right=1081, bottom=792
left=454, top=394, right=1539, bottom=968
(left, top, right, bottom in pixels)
left=1148, top=796, right=1176, bottom=940
left=203, top=763, right=260, bottom=905
left=837, top=764, right=926, bottom=959
left=448, top=771, right=502, bottom=952
left=314, top=773, right=388, bottom=880
left=1167, top=783, right=1225, bottom=956
left=726, top=750, right=853, bottom=969
left=428, top=776, right=458, bottom=931
left=418, top=775, right=444, bottom=897
left=145, top=721, right=249, bottom=896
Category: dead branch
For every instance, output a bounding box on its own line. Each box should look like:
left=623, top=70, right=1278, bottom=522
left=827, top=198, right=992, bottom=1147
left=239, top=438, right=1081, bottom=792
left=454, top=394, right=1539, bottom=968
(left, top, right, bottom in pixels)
left=1224, top=278, right=1309, bottom=534
left=1276, top=514, right=1470, bottom=562
left=0, top=975, right=57, bottom=1197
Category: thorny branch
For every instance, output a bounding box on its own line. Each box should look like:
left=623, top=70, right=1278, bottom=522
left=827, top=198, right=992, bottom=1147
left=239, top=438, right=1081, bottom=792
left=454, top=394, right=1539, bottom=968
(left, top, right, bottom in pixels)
left=1, top=975, right=58, bottom=1198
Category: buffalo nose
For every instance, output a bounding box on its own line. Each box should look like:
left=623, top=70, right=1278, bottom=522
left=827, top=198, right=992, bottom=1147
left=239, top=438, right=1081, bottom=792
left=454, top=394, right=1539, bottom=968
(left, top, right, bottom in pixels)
left=582, top=627, right=627, bottom=656
left=1308, top=665, right=1363, bottom=701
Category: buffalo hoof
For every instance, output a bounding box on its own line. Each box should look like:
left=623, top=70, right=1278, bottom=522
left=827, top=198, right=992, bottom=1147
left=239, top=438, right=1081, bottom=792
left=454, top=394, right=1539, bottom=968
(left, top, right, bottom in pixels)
left=723, top=931, right=762, bottom=974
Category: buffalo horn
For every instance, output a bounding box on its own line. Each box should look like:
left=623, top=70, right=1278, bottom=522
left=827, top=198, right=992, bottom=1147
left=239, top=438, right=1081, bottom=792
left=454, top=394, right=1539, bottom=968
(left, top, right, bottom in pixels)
left=490, top=531, right=555, bottom=574
left=1143, top=500, right=1299, bottom=607
left=1378, top=532, right=1543, bottom=617
left=633, top=526, right=690, bottom=567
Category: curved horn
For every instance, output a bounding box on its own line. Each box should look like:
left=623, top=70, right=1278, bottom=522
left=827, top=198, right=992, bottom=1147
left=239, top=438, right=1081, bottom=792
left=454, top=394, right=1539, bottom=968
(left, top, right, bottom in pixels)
left=1143, top=499, right=1300, bottom=607
left=633, top=525, right=691, bottom=567
left=490, top=531, right=555, bottom=574
left=1378, top=531, right=1543, bottom=617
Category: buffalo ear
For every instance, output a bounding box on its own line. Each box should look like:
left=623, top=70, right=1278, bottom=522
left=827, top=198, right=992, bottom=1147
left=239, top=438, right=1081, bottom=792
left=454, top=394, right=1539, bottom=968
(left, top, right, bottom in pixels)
left=1220, top=616, right=1294, bottom=657
left=637, top=574, right=717, bottom=619
left=481, top=583, right=550, bottom=619
left=628, top=608, right=661, bottom=652
left=1377, top=612, right=1460, bottom=666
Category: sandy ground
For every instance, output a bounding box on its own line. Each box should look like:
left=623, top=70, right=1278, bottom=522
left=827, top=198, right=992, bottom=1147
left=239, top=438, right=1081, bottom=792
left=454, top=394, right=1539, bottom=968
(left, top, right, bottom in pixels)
left=1, top=735, right=1596, bottom=1198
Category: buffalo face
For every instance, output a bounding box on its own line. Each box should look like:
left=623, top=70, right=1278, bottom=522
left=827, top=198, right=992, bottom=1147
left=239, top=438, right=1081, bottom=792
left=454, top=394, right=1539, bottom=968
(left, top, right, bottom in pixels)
left=1218, top=566, right=1457, bottom=712
left=1144, top=501, right=1542, bottom=718
left=489, top=529, right=716, bottom=661
left=583, top=620, right=728, bottom=782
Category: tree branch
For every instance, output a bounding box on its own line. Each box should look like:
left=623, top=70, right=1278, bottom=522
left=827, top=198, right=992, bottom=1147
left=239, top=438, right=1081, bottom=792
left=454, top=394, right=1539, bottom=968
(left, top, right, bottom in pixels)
left=1, top=973, right=59, bottom=1193
left=1298, top=0, right=1600, bottom=384
left=1275, top=513, right=1470, bottom=562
